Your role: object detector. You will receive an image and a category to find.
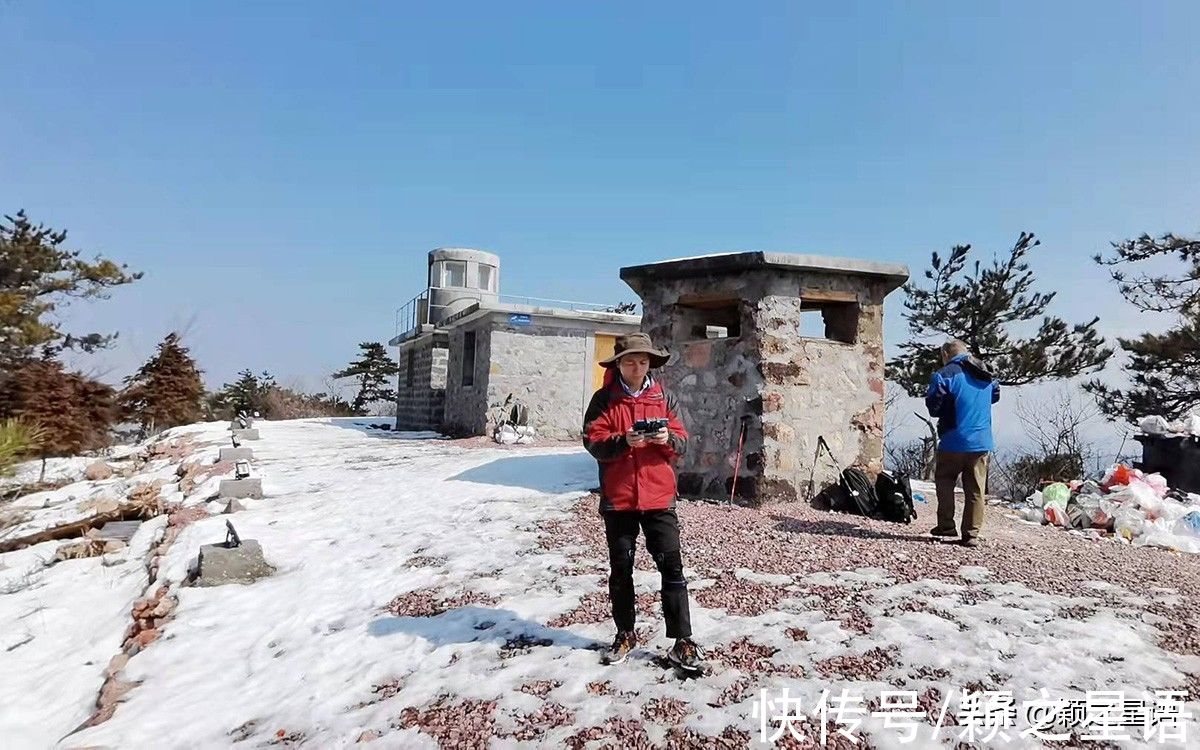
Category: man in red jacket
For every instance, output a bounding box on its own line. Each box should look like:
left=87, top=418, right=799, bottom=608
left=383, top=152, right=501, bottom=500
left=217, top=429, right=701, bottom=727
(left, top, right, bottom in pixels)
left=583, top=332, right=703, bottom=672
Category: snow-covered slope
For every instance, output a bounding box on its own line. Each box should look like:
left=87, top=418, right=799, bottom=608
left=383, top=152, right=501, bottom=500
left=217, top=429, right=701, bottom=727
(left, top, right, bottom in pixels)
left=2, top=419, right=1197, bottom=748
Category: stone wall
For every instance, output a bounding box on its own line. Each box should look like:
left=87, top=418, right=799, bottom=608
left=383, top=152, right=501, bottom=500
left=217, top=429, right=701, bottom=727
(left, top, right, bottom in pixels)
left=636, top=269, right=888, bottom=506
left=394, top=333, right=449, bottom=431
left=487, top=324, right=589, bottom=440
left=442, top=321, right=493, bottom=437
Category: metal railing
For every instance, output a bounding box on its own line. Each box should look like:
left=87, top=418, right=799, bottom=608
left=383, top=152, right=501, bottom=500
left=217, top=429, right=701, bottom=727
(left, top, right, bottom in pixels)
left=393, top=287, right=636, bottom=339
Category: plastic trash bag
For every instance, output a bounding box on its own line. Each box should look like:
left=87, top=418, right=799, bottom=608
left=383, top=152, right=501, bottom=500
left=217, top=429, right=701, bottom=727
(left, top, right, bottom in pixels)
left=1179, top=511, right=1200, bottom=538
left=1042, top=483, right=1070, bottom=508
left=1142, top=473, right=1169, bottom=498
left=1182, top=413, right=1200, bottom=437
left=1074, top=494, right=1107, bottom=528
left=1102, top=464, right=1134, bottom=490
left=1020, top=507, right=1044, bottom=523
left=1137, top=517, right=1200, bottom=554
left=1114, top=506, right=1147, bottom=542
left=1139, top=415, right=1173, bottom=435
left=1044, top=505, right=1070, bottom=527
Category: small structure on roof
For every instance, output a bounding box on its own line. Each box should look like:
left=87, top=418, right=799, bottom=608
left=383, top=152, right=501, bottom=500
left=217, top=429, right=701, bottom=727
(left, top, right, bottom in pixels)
left=621, top=251, right=909, bottom=505
left=390, top=248, right=640, bottom=439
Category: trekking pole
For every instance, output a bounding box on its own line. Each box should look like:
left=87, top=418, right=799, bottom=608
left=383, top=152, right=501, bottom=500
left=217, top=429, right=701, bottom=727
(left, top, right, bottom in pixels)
left=807, top=435, right=840, bottom=501
left=729, top=415, right=750, bottom=506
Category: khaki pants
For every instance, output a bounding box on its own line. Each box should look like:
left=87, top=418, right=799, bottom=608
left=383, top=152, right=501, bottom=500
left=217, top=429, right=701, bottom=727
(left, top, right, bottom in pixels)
left=934, top=451, right=989, bottom=540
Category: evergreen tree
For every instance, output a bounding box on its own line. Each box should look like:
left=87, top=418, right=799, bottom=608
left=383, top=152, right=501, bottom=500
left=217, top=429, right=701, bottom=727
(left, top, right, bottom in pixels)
left=1085, top=231, right=1200, bottom=421
left=119, top=332, right=205, bottom=436
left=211, top=370, right=276, bottom=418
left=0, top=360, right=115, bottom=480
left=333, top=342, right=399, bottom=415
left=0, top=210, right=141, bottom=369
left=889, top=232, right=1111, bottom=396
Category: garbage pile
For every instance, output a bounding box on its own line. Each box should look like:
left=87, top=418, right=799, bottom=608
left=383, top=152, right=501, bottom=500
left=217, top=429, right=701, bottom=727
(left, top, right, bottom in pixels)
left=1139, top=413, right=1200, bottom=437
left=1020, top=464, right=1200, bottom=554
left=494, top=423, right=536, bottom=445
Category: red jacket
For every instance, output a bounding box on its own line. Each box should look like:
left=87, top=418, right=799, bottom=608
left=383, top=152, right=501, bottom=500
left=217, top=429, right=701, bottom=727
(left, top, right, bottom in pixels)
left=583, top=373, right=689, bottom=512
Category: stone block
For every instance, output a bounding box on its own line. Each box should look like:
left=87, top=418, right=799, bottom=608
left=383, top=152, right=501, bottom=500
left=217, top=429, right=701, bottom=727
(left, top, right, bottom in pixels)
left=232, top=429, right=260, bottom=441
left=219, top=447, right=254, bottom=462
left=192, top=540, right=274, bottom=587
left=219, top=478, right=263, bottom=499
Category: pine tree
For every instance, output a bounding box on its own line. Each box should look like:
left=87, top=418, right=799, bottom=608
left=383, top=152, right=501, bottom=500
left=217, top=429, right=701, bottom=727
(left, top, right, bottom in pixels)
left=211, top=370, right=276, bottom=419
left=0, top=210, right=141, bottom=369
left=0, top=360, right=115, bottom=480
left=119, top=332, right=205, bottom=436
left=888, top=232, right=1112, bottom=396
left=1084, top=232, right=1200, bottom=421
left=333, top=342, right=399, bottom=415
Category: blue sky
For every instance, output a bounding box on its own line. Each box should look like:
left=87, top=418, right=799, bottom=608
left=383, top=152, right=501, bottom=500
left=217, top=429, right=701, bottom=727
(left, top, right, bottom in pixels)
left=2, top=1, right=1198, bottom=402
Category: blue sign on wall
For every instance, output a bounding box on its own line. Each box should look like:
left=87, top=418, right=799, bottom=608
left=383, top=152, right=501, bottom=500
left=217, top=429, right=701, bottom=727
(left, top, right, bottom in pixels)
left=508, top=313, right=532, bottom=326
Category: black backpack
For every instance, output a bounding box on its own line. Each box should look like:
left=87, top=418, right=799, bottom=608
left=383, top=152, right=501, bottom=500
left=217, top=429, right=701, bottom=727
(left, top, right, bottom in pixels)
left=875, top=470, right=917, bottom=524
left=837, top=467, right=879, bottom=516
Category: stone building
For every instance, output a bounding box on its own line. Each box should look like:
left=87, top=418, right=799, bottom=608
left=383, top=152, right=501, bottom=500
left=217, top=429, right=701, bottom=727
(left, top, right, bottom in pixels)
left=620, top=252, right=908, bottom=505
left=390, top=248, right=640, bottom=439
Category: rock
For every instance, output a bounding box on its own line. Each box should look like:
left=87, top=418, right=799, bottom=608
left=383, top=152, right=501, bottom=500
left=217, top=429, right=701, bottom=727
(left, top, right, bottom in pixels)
left=133, top=629, right=160, bottom=648
left=84, top=461, right=115, bottom=481
left=224, top=499, right=247, bottom=514
left=99, top=677, right=136, bottom=705
left=191, top=539, right=274, bottom=587
left=105, top=653, right=129, bottom=678
left=357, top=730, right=383, bottom=743
left=77, top=497, right=121, bottom=515
left=151, top=597, right=176, bottom=619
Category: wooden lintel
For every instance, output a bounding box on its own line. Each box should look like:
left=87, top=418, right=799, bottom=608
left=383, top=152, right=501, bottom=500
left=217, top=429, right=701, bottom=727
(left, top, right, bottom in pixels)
left=800, top=288, right=858, bottom=304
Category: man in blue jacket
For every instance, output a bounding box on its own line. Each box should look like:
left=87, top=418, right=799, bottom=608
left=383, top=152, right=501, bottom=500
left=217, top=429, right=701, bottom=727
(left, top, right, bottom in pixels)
left=925, top=340, right=1000, bottom=547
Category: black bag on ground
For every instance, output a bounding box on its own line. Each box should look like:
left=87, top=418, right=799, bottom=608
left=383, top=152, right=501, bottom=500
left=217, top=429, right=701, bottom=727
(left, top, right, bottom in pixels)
left=837, top=468, right=879, bottom=517
left=874, top=470, right=917, bottom=524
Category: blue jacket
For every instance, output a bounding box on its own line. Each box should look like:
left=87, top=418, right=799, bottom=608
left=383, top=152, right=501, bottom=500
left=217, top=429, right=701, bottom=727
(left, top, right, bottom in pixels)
left=925, top=354, right=1000, bottom=453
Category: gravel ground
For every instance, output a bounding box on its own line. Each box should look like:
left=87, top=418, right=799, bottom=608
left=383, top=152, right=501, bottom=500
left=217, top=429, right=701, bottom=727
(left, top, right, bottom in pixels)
left=391, top=490, right=1200, bottom=748
left=526, top=494, right=1198, bottom=747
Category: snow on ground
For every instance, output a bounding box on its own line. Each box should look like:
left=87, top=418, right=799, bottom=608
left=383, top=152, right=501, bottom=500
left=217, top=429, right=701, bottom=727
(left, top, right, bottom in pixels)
left=2, top=419, right=1197, bottom=748
left=1, top=456, right=94, bottom=489
left=0, top=516, right=167, bottom=747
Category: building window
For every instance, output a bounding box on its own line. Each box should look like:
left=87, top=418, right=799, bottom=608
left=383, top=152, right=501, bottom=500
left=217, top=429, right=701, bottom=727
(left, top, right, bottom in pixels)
left=799, top=300, right=859, bottom=344
left=443, top=261, right=467, bottom=288
left=462, top=330, right=477, bottom=386
left=674, top=297, right=742, bottom=341
left=406, top=349, right=415, bottom=387
left=477, top=265, right=493, bottom=291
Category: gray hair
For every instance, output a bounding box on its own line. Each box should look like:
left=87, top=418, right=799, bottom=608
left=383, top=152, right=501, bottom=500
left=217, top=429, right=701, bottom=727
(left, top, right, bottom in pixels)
left=941, top=339, right=969, bottom=361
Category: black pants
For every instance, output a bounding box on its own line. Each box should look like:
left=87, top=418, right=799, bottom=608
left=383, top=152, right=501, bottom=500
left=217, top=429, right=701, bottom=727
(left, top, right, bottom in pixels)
left=602, top=509, right=692, bottom=639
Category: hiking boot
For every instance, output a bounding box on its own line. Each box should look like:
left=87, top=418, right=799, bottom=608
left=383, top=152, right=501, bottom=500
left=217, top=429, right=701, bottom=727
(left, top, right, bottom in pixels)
left=961, top=537, right=980, bottom=548
left=602, top=630, right=637, bottom=665
left=930, top=527, right=957, bottom=539
left=667, top=638, right=705, bottom=672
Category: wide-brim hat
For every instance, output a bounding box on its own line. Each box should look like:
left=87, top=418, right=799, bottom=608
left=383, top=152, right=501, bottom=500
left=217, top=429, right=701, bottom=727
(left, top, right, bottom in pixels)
left=600, top=332, right=670, bottom=368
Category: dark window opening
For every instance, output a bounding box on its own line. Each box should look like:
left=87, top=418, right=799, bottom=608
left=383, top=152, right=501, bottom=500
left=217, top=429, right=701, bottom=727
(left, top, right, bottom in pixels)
left=406, top=350, right=415, bottom=387
left=462, top=331, right=477, bottom=386
left=674, top=298, right=742, bottom=341
left=799, top=300, right=858, bottom=344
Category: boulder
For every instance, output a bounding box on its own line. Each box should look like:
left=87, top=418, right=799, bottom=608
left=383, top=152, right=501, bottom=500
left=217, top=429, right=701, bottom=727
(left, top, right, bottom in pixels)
left=84, top=461, right=115, bottom=481
left=191, top=539, right=274, bottom=586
